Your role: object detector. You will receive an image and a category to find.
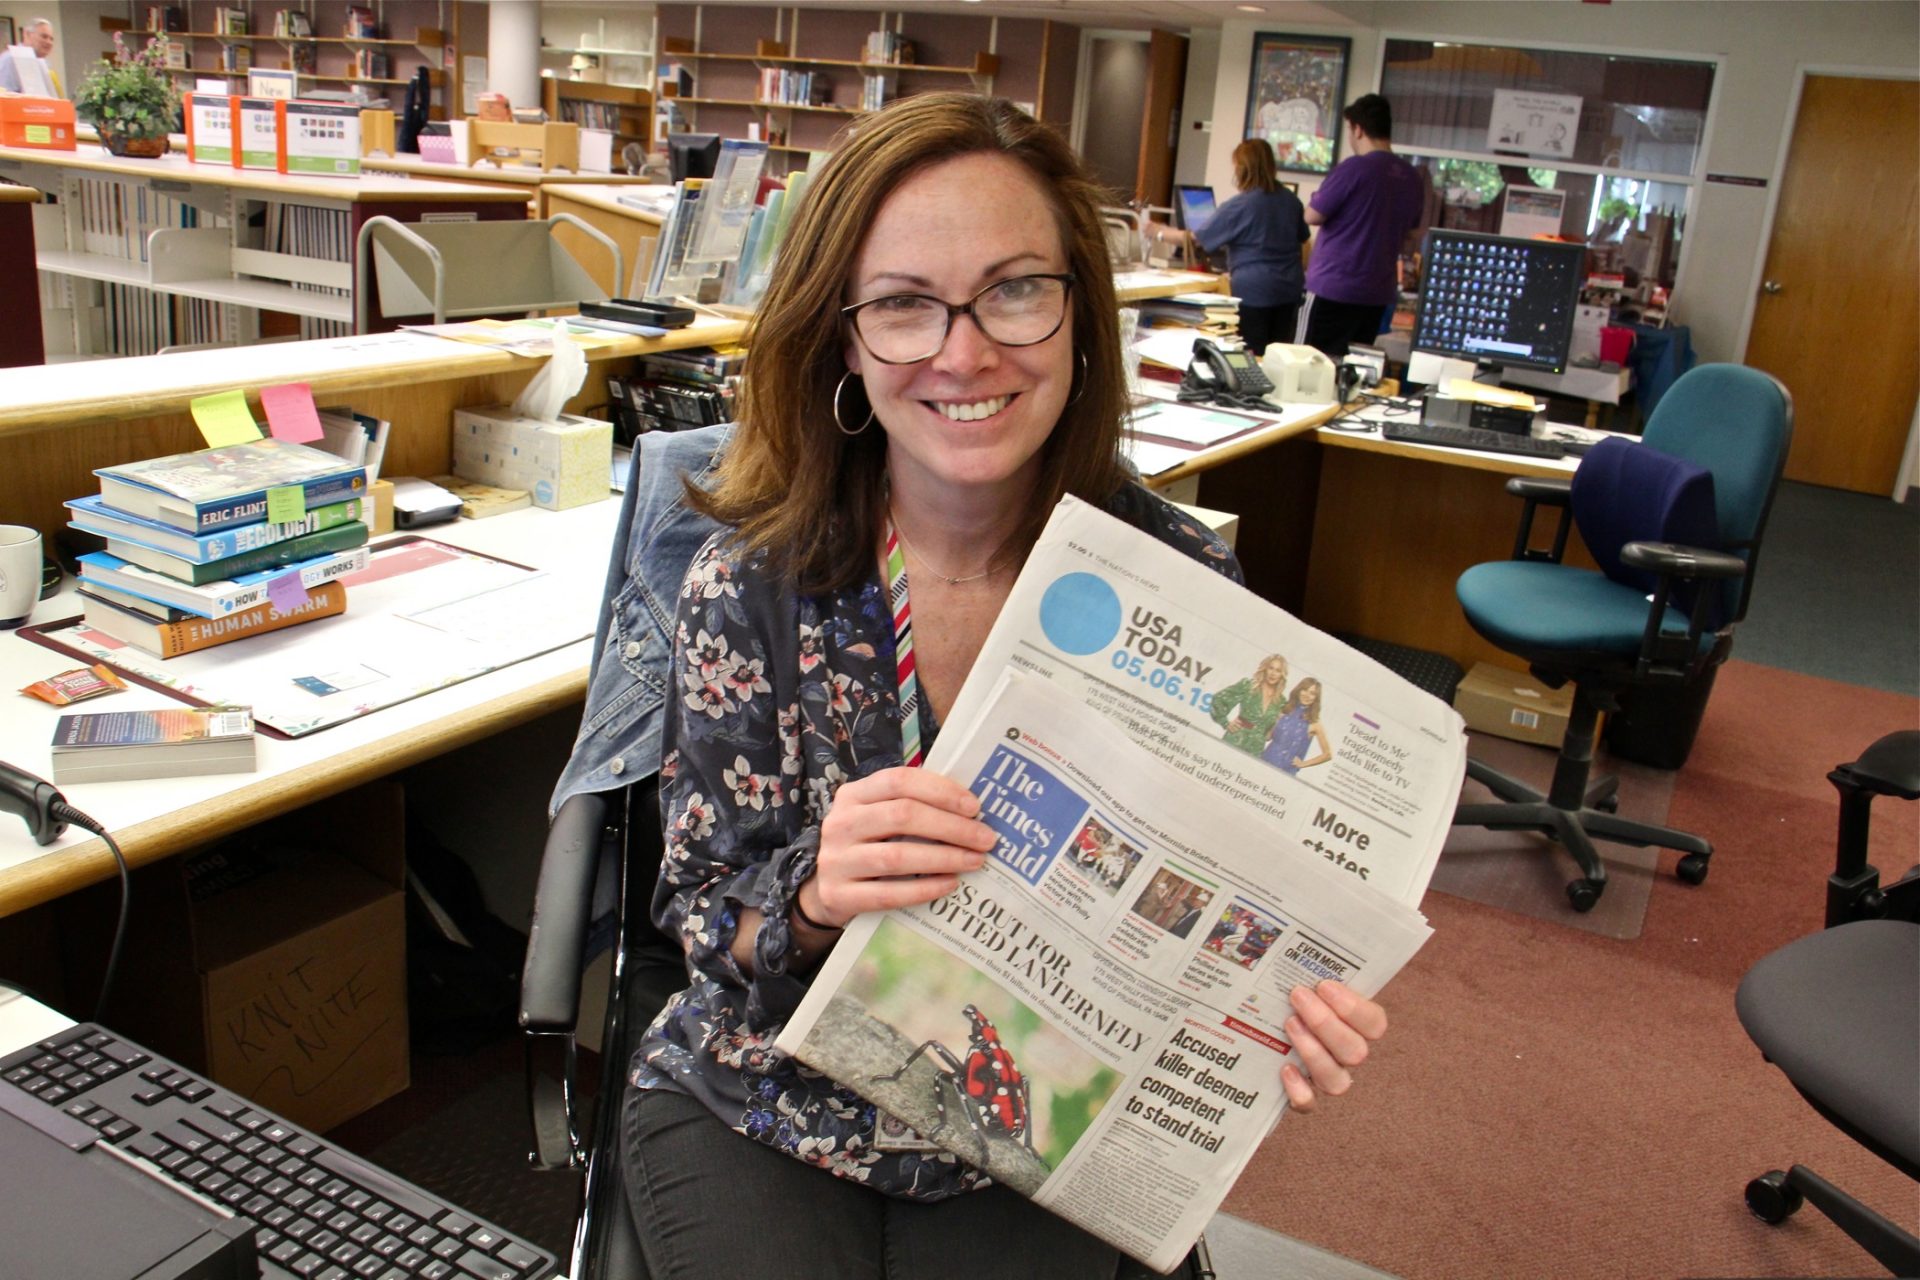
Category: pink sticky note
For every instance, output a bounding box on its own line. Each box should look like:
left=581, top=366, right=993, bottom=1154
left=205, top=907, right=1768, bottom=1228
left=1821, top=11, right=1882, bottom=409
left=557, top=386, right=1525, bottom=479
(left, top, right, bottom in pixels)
left=260, top=382, right=325, bottom=444
left=266, top=570, right=309, bottom=614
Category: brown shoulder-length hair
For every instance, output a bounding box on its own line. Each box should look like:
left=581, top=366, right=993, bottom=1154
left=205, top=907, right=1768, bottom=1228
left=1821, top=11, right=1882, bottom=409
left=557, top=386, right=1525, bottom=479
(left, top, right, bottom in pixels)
left=1231, top=139, right=1279, bottom=194
left=689, top=92, right=1131, bottom=594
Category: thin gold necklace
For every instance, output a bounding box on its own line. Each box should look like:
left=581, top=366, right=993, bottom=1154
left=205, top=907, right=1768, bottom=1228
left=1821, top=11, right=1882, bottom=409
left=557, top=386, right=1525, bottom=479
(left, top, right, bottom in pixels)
left=889, top=508, right=999, bottom=586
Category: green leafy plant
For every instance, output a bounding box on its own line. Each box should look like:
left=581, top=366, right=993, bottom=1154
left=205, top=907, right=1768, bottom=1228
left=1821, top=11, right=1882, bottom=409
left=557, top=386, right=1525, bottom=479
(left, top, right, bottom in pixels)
left=73, top=33, right=181, bottom=141
left=1598, top=196, right=1638, bottom=223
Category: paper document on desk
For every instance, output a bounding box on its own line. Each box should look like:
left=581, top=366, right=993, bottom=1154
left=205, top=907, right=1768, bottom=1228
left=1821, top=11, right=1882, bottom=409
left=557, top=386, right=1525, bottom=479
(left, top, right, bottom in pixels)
left=1444, top=379, right=1540, bottom=411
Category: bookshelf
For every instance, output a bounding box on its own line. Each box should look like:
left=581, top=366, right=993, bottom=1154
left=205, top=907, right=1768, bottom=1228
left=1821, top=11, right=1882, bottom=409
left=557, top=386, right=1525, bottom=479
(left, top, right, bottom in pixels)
left=132, top=3, right=446, bottom=108
left=1, top=143, right=527, bottom=358
left=541, top=80, right=655, bottom=153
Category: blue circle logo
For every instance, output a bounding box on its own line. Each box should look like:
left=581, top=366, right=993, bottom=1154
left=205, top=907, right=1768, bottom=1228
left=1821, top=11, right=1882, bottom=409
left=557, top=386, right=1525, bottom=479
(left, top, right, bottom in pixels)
left=1039, top=572, right=1121, bottom=655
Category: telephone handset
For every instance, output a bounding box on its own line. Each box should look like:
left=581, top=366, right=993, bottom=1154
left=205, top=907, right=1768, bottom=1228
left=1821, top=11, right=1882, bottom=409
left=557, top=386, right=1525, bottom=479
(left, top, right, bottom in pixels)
left=1179, top=338, right=1274, bottom=408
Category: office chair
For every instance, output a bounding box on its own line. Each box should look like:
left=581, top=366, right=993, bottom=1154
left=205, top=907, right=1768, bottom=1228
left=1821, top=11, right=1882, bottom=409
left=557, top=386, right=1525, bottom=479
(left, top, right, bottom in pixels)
left=1451, top=364, right=1793, bottom=911
left=518, top=431, right=1215, bottom=1279
left=1736, top=729, right=1919, bottom=1276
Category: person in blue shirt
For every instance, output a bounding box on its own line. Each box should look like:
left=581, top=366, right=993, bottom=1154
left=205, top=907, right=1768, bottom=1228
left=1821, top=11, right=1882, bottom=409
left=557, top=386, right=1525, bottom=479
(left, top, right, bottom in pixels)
left=1190, top=139, right=1309, bottom=354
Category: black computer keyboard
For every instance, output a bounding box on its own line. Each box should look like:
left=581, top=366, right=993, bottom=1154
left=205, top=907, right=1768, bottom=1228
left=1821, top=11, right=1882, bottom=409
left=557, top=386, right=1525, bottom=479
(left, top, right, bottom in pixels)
left=1381, top=420, right=1576, bottom=459
left=0, top=1023, right=560, bottom=1280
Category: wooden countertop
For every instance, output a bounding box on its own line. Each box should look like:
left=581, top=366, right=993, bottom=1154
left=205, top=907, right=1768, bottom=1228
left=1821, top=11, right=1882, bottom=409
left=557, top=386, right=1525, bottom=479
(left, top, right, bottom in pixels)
left=363, top=154, right=661, bottom=187
left=0, top=143, right=535, bottom=202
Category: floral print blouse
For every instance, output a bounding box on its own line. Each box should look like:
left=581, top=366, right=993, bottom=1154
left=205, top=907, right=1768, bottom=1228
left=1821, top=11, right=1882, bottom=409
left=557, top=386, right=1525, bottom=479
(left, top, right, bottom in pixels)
left=632, top=483, right=1242, bottom=1201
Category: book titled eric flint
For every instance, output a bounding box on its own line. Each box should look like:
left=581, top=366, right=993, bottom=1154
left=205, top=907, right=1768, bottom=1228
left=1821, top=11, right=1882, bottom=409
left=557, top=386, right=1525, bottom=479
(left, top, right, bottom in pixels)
left=50, top=707, right=257, bottom=784
left=94, top=439, right=367, bottom=534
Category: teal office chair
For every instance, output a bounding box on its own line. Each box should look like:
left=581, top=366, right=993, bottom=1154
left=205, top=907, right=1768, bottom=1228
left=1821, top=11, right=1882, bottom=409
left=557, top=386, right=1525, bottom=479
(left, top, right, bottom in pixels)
left=1451, top=364, right=1794, bottom=911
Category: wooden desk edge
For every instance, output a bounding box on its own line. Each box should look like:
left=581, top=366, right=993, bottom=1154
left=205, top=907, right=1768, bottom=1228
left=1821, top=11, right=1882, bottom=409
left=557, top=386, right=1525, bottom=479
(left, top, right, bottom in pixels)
left=1147, top=403, right=1342, bottom=487
left=0, top=669, right=589, bottom=916
left=1316, top=427, right=1575, bottom=478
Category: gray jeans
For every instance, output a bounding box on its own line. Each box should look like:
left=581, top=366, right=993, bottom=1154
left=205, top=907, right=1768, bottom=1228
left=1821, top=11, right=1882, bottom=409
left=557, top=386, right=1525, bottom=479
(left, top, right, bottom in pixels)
left=621, top=1085, right=1125, bottom=1279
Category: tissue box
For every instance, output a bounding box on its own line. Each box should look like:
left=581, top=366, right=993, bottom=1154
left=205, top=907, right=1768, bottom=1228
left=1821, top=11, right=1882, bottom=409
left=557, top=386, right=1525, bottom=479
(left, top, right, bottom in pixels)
left=452, top=405, right=611, bottom=510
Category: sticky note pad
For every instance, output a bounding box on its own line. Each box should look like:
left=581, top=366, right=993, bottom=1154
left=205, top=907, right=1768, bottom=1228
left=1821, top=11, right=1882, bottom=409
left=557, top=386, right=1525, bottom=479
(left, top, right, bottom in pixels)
left=260, top=381, right=325, bottom=444
left=266, top=485, right=307, bottom=524
left=189, top=389, right=263, bottom=448
left=266, top=570, right=309, bottom=614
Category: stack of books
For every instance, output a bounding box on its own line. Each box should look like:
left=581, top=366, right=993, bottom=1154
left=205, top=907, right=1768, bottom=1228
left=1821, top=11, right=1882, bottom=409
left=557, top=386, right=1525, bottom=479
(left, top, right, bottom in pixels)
left=66, top=439, right=372, bottom=660
left=1136, top=292, right=1242, bottom=340
left=607, top=346, right=742, bottom=440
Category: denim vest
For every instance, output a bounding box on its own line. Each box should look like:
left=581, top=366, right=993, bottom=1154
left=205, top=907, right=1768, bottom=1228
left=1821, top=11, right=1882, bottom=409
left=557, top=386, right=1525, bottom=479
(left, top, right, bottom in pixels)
left=548, top=423, right=734, bottom=817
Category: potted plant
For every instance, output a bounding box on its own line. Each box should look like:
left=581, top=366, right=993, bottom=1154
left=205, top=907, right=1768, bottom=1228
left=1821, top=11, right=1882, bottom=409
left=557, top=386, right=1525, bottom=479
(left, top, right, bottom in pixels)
left=74, top=33, right=181, bottom=158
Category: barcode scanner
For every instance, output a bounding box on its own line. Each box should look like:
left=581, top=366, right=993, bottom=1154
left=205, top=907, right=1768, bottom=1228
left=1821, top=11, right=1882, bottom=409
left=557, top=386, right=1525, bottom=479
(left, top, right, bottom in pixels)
left=0, top=759, right=69, bottom=846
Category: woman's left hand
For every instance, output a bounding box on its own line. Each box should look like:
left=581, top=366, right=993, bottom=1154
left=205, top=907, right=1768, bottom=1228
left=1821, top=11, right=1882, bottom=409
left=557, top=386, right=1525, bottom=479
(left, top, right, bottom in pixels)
left=1280, top=980, right=1388, bottom=1111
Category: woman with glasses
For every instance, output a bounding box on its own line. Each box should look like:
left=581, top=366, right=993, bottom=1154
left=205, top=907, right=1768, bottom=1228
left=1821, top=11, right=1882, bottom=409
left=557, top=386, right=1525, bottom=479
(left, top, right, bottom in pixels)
left=622, top=93, right=1389, bottom=1279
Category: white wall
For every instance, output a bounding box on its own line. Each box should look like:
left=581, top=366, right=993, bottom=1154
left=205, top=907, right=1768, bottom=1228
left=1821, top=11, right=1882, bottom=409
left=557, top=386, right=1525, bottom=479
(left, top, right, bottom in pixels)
left=1193, top=1, right=1920, bottom=365
left=42, top=1, right=126, bottom=94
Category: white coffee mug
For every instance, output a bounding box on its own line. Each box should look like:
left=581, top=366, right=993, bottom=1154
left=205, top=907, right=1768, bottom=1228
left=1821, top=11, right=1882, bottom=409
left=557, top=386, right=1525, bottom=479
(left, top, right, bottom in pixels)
left=0, top=525, right=44, bottom=630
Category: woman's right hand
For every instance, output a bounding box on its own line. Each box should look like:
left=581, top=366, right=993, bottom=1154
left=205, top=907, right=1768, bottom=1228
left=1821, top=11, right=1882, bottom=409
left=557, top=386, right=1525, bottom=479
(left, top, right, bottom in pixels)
left=800, top=767, right=996, bottom=929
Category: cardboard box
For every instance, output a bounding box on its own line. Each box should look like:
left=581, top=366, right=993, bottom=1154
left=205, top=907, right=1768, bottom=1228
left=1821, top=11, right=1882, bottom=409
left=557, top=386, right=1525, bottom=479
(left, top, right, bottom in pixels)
left=1454, top=662, right=1575, bottom=748
left=367, top=477, right=395, bottom=535
left=0, top=96, right=76, bottom=150
left=452, top=404, right=611, bottom=510
left=66, top=782, right=409, bottom=1133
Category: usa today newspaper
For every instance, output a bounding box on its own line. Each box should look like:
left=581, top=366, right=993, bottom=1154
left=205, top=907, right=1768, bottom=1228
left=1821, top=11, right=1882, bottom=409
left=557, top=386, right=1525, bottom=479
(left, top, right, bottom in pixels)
left=776, top=499, right=1463, bottom=1271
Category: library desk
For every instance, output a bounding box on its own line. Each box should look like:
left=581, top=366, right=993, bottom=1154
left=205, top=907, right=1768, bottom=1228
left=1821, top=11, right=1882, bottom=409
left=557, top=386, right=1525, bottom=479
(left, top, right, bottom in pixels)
left=359, top=155, right=662, bottom=218
left=538, top=183, right=669, bottom=297
left=0, top=143, right=533, bottom=355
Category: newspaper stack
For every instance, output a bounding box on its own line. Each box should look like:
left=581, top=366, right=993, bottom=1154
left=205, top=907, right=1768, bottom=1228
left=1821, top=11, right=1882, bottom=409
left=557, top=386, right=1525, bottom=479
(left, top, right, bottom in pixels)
left=779, top=497, right=1466, bottom=1273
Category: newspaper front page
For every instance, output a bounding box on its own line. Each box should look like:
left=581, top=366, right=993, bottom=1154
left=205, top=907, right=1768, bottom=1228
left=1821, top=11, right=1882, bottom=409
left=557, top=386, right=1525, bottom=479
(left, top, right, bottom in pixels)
left=775, top=500, right=1467, bottom=1270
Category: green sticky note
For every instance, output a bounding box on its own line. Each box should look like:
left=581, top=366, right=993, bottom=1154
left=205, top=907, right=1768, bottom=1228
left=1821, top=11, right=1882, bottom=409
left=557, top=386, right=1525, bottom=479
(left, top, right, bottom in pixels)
left=266, top=485, right=307, bottom=524
left=189, top=389, right=263, bottom=447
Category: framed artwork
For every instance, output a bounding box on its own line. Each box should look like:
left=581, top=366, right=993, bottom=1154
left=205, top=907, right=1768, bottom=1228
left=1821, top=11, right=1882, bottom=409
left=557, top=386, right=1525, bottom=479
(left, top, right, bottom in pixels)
left=1243, top=33, right=1352, bottom=175
left=0, top=18, right=16, bottom=46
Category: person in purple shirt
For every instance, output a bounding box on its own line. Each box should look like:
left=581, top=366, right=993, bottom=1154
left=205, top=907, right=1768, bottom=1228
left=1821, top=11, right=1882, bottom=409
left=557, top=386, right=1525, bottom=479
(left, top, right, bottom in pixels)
left=1301, top=94, right=1426, bottom=358
left=1190, top=139, right=1309, bottom=355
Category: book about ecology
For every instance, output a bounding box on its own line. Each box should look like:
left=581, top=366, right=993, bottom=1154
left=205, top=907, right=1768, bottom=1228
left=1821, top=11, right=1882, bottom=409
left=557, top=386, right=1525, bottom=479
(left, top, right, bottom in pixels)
left=78, top=545, right=369, bottom=619
left=67, top=493, right=366, bottom=563
left=80, top=580, right=347, bottom=659
left=778, top=498, right=1467, bottom=1272
left=49, top=706, right=256, bottom=784
left=94, top=439, right=368, bottom=534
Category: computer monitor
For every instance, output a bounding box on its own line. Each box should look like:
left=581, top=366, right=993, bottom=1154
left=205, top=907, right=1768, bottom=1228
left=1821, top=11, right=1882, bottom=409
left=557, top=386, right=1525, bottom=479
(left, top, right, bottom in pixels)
left=1412, top=229, right=1587, bottom=377
left=667, top=132, right=721, bottom=183
left=1172, top=184, right=1218, bottom=235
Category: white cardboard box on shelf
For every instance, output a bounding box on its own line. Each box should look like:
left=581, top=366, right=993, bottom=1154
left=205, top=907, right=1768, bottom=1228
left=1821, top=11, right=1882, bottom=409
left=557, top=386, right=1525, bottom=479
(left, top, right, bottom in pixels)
left=451, top=404, right=611, bottom=510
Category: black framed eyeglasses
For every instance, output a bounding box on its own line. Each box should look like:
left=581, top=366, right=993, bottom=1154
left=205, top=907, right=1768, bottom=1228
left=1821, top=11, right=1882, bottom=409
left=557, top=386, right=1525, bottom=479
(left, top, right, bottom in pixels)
left=841, top=272, right=1076, bottom=365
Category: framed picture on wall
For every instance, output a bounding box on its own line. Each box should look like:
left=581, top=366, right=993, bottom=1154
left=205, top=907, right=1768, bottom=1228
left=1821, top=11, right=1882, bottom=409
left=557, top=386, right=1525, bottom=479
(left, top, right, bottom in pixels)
left=1243, top=33, right=1352, bottom=175
left=0, top=18, right=16, bottom=47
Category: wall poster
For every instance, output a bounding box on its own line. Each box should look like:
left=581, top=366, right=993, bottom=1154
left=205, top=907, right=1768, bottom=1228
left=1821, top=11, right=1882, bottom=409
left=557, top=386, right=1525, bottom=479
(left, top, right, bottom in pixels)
left=1243, top=33, right=1351, bottom=175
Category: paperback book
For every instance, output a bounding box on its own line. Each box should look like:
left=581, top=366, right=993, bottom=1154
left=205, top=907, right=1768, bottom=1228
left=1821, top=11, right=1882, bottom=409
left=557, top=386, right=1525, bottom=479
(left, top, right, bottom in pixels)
left=50, top=707, right=257, bottom=784
left=102, top=521, right=368, bottom=585
left=67, top=493, right=366, bottom=563
left=94, top=439, right=368, bottom=534
left=81, top=581, right=347, bottom=659
left=77, top=545, right=370, bottom=619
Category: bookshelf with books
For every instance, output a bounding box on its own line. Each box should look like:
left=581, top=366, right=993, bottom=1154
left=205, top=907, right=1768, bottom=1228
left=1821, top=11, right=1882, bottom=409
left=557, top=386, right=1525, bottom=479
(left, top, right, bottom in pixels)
left=1, top=142, right=528, bottom=357
left=147, top=2, right=446, bottom=97
left=649, top=4, right=1058, bottom=173
left=541, top=79, right=654, bottom=152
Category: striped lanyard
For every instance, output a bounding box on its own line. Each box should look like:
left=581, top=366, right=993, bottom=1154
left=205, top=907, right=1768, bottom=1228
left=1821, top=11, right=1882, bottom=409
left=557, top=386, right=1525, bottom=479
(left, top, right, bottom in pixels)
left=883, top=516, right=925, bottom=768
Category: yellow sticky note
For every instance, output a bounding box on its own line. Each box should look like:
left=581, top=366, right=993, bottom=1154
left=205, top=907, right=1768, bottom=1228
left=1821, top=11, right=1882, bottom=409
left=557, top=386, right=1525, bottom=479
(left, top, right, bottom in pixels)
left=266, top=485, right=307, bottom=524
left=189, top=390, right=263, bottom=447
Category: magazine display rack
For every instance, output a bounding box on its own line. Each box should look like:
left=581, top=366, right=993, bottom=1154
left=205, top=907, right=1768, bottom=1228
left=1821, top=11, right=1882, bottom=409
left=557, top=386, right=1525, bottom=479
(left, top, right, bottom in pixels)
left=353, top=214, right=620, bottom=329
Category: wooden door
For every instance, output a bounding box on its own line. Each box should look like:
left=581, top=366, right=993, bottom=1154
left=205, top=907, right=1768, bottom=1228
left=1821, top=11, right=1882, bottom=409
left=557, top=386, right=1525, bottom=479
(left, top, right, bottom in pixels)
left=1744, top=75, right=1919, bottom=493
left=1135, top=30, right=1188, bottom=206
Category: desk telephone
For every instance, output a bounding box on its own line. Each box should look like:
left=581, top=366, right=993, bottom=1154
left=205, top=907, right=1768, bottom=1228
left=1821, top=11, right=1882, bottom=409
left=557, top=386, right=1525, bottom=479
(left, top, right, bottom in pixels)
left=1179, top=338, right=1274, bottom=409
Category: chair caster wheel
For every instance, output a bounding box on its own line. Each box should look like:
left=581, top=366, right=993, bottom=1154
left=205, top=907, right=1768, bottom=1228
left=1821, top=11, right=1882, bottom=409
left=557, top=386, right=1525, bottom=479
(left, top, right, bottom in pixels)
left=1745, top=1171, right=1803, bottom=1224
left=1676, top=853, right=1710, bottom=885
left=1566, top=879, right=1601, bottom=912
left=1594, top=795, right=1619, bottom=814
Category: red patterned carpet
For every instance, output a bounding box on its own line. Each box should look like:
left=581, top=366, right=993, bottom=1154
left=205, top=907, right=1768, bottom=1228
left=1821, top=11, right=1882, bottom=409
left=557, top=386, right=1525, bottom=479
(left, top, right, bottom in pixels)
left=1223, top=660, right=1919, bottom=1279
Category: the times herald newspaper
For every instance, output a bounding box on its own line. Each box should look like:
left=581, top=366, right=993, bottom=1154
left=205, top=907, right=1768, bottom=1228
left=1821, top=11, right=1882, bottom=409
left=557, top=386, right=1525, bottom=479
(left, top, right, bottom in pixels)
left=776, top=498, right=1464, bottom=1271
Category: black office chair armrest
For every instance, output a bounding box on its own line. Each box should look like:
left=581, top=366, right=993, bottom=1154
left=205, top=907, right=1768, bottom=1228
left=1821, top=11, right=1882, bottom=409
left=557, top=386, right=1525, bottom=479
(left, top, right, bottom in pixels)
left=1618, top=540, right=1747, bottom=681
left=1505, top=475, right=1574, bottom=563
left=520, top=790, right=611, bottom=1035
left=1619, top=540, right=1748, bottom=580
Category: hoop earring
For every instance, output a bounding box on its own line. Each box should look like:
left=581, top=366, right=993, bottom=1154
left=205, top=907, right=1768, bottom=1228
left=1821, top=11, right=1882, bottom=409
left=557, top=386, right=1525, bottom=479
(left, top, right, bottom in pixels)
left=834, top=370, right=874, bottom=437
left=1066, top=349, right=1089, bottom=407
